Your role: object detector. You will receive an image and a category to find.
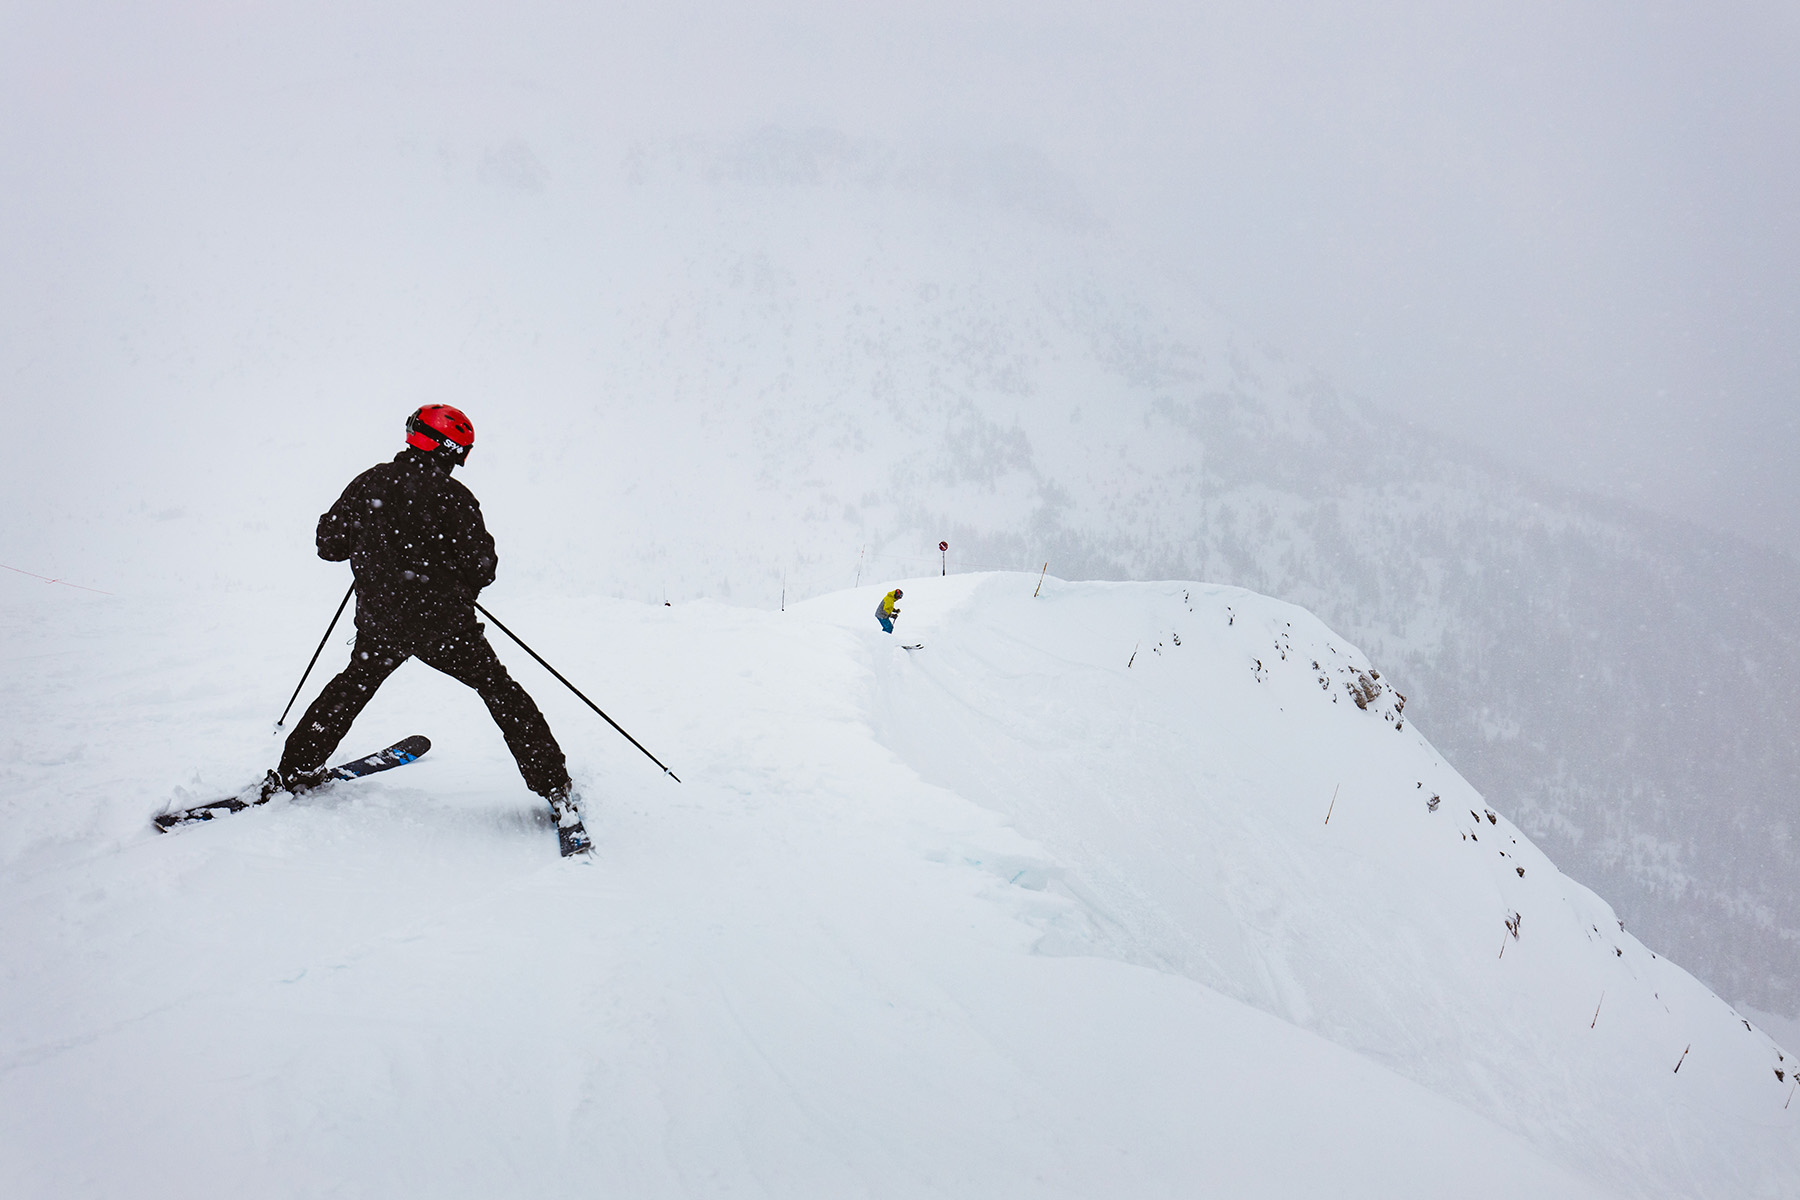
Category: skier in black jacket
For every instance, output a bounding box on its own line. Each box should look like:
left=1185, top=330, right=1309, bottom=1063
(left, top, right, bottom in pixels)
left=271, top=405, right=591, bottom=856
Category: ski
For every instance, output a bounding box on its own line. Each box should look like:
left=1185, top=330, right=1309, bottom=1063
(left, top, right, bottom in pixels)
left=901, top=643, right=924, bottom=650
left=153, top=735, right=432, bottom=832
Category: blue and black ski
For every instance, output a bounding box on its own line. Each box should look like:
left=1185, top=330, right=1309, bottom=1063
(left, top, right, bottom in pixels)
left=153, top=736, right=431, bottom=832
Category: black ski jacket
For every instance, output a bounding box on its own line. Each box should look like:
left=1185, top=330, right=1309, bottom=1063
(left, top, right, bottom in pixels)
left=316, top=448, right=498, bottom=636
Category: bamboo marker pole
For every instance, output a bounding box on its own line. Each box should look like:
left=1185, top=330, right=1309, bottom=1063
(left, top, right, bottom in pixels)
left=1674, top=1044, right=1691, bottom=1073
left=1324, top=784, right=1340, bottom=825
left=1590, top=993, right=1605, bottom=1029
left=1034, top=563, right=1048, bottom=596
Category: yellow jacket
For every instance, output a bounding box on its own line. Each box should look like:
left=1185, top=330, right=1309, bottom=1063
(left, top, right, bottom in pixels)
left=877, top=590, right=902, bottom=618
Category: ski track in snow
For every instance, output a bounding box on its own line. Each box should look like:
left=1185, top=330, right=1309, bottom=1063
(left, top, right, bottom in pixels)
left=0, top=573, right=1794, bottom=1198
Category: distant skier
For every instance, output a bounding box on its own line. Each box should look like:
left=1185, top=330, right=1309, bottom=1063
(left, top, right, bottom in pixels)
left=875, top=588, right=903, bottom=634
left=268, top=405, right=591, bottom=856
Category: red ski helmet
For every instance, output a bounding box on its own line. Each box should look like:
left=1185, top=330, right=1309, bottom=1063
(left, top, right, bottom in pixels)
left=405, top=405, right=474, bottom=465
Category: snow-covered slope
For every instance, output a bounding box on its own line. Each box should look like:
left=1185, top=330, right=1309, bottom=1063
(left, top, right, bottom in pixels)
left=1, top=573, right=1792, bottom=1197
left=9, top=125, right=1796, bottom=1018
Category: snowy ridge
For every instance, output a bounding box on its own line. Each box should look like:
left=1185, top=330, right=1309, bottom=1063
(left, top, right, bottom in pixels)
left=1, top=573, right=1794, bottom=1196
left=846, top=576, right=1799, bottom=1195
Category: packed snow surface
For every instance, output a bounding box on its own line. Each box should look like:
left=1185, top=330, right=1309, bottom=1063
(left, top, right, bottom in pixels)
left=1, top=572, right=1793, bottom=1198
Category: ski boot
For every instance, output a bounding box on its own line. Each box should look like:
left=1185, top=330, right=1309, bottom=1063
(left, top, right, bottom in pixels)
left=547, top=786, right=592, bottom=857
left=259, top=765, right=327, bottom=804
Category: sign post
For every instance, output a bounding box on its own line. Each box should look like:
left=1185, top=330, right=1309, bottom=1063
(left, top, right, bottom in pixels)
left=939, top=541, right=948, bottom=576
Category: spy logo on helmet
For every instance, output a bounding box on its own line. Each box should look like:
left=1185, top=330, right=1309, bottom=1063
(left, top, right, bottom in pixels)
left=405, top=405, right=475, bottom=466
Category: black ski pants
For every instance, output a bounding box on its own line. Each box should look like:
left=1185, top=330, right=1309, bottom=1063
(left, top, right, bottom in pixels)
left=280, top=625, right=570, bottom=799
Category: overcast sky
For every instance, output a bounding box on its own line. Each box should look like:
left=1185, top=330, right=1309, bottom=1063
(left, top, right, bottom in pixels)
left=5, top=1, right=1798, bottom=556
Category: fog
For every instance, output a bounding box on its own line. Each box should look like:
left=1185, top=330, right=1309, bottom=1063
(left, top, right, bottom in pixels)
left=4, top=3, right=1798, bottom=1016
left=7, top=1, right=1799, bottom=552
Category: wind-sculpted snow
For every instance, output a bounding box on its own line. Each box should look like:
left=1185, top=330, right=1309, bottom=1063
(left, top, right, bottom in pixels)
left=3, top=574, right=1792, bottom=1196
left=831, top=575, right=1799, bottom=1197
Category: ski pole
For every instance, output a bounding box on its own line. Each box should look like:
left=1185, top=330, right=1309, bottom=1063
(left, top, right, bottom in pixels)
left=474, top=601, right=682, bottom=782
left=276, top=582, right=355, bottom=728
